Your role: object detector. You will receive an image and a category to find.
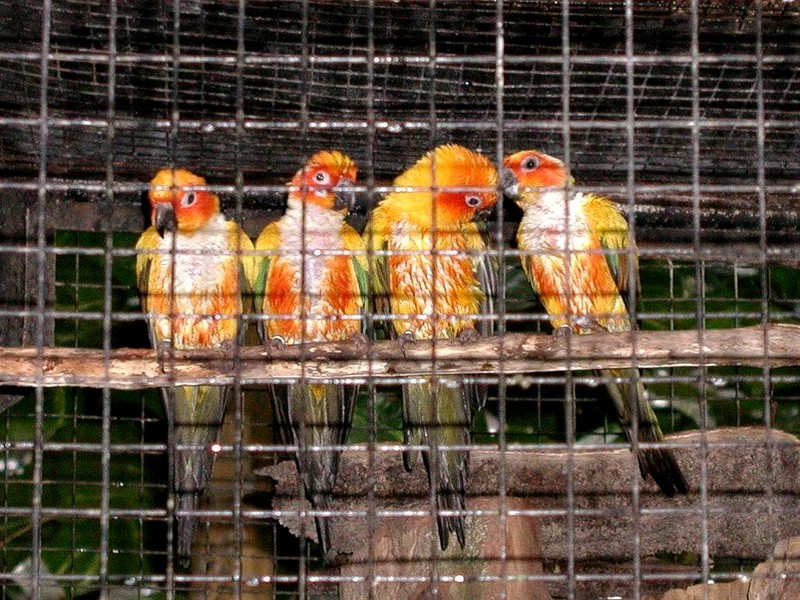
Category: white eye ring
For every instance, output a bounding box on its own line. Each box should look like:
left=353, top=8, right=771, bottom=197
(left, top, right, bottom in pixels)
left=182, top=192, right=196, bottom=207
left=522, top=156, right=539, bottom=172
left=314, top=171, right=331, bottom=185
left=465, top=195, right=482, bottom=208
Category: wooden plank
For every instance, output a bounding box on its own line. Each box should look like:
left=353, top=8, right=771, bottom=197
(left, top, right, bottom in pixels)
left=260, top=427, right=800, bottom=562
left=0, top=188, right=54, bottom=409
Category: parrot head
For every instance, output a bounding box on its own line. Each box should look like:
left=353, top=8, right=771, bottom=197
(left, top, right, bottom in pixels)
left=394, top=144, right=498, bottom=226
left=501, top=150, right=573, bottom=205
left=148, top=169, right=220, bottom=237
left=289, top=150, right=358, bottom=213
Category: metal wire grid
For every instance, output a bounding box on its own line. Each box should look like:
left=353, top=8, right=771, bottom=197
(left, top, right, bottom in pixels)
left=0, top=0, right=798, bottom=598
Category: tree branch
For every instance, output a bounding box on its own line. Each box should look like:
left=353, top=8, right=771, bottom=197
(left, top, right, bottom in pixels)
left=0, top=324, right=797, bottom=389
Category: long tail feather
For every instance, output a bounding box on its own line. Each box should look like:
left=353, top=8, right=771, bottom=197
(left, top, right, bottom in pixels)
left=164, top=385, right=229, bottom=565
left=601, top=368, right=688, bottom=495
left=176, top=493, right=200, bottom=569
left=404, top=381, right=471, bottom=551
left=271, top=383, right=355, bottom=560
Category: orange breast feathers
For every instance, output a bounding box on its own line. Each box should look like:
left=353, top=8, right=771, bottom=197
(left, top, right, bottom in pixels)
left=526, top=248, right=630, bottom=334
left=146, top=250, right=245, bottom=349
left=262, top=253, right=361, bottom=344
left=388, top=230, right=484, bottom=340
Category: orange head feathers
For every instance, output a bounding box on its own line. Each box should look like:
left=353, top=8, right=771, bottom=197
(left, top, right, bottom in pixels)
left=148, top=169, right=220, bottom=236
left=289, top=150, right=358, bottom=212
left=502, top=150, right=573, bottom=203
left=390, top=144, right=498, bottom=225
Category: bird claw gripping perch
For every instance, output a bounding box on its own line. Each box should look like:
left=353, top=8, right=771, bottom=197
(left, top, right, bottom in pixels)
left=457, top=326, right=481, bottom=345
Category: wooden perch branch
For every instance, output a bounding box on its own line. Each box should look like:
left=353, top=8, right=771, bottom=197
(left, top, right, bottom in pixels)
left=0, top=324, right=797, bottom=389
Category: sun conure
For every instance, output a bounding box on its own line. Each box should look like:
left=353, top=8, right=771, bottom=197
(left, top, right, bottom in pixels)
left=364, top=144, right=498, bottom=551
left=252, top=150, right=366, bottom=560
left=136, top=168, right=256, bottom=565
left=502, top=149, right=688, bottom=496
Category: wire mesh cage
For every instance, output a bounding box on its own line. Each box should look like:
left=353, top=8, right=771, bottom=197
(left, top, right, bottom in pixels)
left=0, top=0, right=799, bottom=599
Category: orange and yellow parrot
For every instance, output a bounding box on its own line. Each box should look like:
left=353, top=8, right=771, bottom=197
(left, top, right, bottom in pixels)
left=502, top=150, right=688, bottom=495
left=136, top=169, right=255, bottom=565
left=253, top=151, right=366, bottom=559
left=364, top=144, right=498, bottom=550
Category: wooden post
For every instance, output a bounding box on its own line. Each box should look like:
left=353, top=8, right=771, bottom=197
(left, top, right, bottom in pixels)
left=0, top=187, right=55, bottom=410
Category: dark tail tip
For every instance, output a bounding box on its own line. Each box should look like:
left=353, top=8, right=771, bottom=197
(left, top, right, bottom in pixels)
left=436, top=490, right=467, bottom=551
left=176, top=492, right=200, bottom=567
left=639, top=449, right=689, bottom=496
left=437, top=515, right=451, bottom=551
left=403, top=448, right=416, bottom=473
left=309, top=493, right=337, bottom=562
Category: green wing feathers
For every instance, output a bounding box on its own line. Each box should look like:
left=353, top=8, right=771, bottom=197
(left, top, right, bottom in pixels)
left=252, top=222, right=281, bottom=340
left=584, top=194, right=639, bottom=295
left=362, top=223, right=393, bottom=339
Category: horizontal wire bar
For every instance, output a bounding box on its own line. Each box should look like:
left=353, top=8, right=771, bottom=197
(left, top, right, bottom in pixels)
left=0, top=51, right=797, bottom=65
left=1, top=115, right=798, bottom=130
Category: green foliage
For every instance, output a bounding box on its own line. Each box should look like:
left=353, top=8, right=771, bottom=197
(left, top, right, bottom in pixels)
left=2, top=232, right=170, bottom=598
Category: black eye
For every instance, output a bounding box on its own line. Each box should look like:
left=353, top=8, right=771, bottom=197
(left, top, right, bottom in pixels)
left=314, top=171, right=331, bottom=185
left=465, top=195, right=482, bottom=208
left=522, top=156, right=539, bottom=172
left=182, top=192, right=196, bottom=206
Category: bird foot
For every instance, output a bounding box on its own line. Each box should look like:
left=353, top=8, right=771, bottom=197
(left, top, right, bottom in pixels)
left=347, top=332, right=369, bottom=355
left=398, top=331, right=416, bottom=358
left=156, top=339, right=173, bottom=373
left=457, top=326, right=480, bottom=344
left=218, top=339, right=238, bottom=361
left=552, top=325, right=573, bottom=338
left=574, top=316, right=607, bottom=334
left=269, top=336, right=286, bottom=353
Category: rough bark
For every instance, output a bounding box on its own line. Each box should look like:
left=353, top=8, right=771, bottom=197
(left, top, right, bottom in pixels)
left=259, top=428, right=800, bottom=563
left=0, top=188, right=54, bottom=409
left=0, top=324, right=796, bottom=388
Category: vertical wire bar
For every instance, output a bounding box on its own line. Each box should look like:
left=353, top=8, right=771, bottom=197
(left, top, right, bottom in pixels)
left=297, top=1, right=311, bottom=594
left=364, top=2, right=378, bottom=598
left=754, top=1, right=776, bottom=595
left=99, top=0, right=119, bottom=596
left=425, top=0, right=442, bottom=593
left=31, top=0, right=53, bottom=596
left=493, top=0, right=509, bottom=597
left=689, top=0, right=711, bottom=596
left=71, top=237, right=80, bottom=594
left=560, top=1, right=576, bottom=598
left=624, top=1, right=642, bottom=598
left=231, top=0, right=248, bottom=596
left=733, top=265, right=742, bottom=425
left=165, top=0, right=182, bottom=593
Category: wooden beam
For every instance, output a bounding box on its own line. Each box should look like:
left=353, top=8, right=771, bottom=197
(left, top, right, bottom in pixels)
left=0, top=188, right=54, bottom=409
left=0, top=324, right=796, bottom=389
left=256, top=427, right=800, bottom=564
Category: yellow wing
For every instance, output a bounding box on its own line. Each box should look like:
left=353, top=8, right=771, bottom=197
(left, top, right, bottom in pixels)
left=134, top=226, right=161, bottom=307
left=134, top=226, right=164, bottom=349
left=252, top=221, right=282, bottom=337
left=230, top=223, right=256, bottom=294
left=226, top=222, right=256, bottom=327
left=463, top=220, right=495, bottom=337
left=342, top=222, right=368, bottom=301
left=583, top=194, right=639, bottom=295
left=362, top=212, right=392, bottom=339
